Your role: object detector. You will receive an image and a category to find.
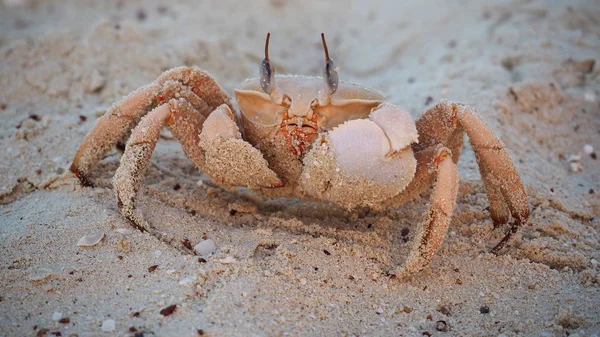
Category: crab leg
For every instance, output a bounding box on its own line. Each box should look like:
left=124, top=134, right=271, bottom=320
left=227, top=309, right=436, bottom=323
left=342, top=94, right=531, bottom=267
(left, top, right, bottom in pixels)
left=415, top=101, right=529, bottom=253
left=114, top=103, right=172, bottom=231
left=70, top=67, right=231, bottom=186
left=395, top=147, right=459, bottom=278
left=114, top=98, right=281, bottom=231
left=455, top=103, right=529, bottom=252
left=480, top=163, right=510, bottom=226
left=114, top=97, right=217, bottom=231
left=377, top=145, right=444, bottom=209
left=71, top=83, right=161, bottom=186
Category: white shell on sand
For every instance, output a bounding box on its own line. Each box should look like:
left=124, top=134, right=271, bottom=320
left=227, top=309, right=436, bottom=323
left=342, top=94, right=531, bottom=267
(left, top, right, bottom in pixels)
left=28, top=268, right=54, bottom=282
left=77, top=233, right=105, bottom=247
left=101, top=319, right=115, bottom=332
left=52, top=312, right=62, bottom=321
left=194, top=239, right=217, bottom=256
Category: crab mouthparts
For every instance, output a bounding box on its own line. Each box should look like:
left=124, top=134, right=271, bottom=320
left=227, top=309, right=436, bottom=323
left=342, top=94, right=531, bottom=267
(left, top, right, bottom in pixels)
left=280, top=112, right=319, bottom=156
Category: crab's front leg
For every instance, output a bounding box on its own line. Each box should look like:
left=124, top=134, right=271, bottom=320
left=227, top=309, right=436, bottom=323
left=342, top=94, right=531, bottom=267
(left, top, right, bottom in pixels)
left=114, top=99, right=280, bottom=231
left=114, top=99, right=208, bottom=231
left=71, top=67, right=232, bottom=186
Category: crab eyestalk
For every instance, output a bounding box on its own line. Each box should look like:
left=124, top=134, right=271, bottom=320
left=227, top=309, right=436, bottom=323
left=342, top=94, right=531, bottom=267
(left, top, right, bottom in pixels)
left=259, top=33, right=286, bottom=105
left=318, top=33, right=339, bottom=106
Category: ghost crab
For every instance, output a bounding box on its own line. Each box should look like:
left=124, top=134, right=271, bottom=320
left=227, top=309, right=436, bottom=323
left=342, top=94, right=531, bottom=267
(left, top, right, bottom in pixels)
left=70, top=33, right=529, bottom=277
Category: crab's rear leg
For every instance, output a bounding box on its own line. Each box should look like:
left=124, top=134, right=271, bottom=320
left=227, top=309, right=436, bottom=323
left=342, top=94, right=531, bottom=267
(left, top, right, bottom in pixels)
left=455, top=103, right=529, bottom=252
left=395, top=147, right=459, bottom=278
left=417, top=101, right=529, bottom=253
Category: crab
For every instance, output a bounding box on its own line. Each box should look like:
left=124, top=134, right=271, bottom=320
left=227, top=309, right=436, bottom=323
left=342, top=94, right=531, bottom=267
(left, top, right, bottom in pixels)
left=70, top=33, right=529, bottom=277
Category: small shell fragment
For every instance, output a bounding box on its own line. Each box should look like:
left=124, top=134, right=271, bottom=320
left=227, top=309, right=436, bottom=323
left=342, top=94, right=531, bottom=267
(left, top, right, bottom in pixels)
left=28, top=268, right=54, bottom=283
left=52, top=312, right=62, bottom=321
left=77, top=233, right=105, bottom=247
left=194, top=239, right=217, bottom=257
left=219, top=256, right=236, bottom=264
left=583, top=144, right=593, bottom=155
left=101, top=319, right=115, bottom=332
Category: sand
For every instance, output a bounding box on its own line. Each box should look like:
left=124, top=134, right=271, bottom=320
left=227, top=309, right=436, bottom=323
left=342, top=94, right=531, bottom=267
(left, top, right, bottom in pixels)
left=0, top=0, right=599, bottom=336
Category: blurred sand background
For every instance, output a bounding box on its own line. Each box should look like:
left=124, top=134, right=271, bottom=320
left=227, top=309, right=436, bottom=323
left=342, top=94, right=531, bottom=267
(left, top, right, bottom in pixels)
left=0, top=0, right=599, bottom=336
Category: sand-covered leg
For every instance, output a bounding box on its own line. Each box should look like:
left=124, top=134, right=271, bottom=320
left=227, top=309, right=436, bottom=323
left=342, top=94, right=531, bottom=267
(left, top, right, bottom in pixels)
left=114, top=104, right=171, bottom=231
left=114, top=97, right=229, bottom=231
left=414, top=102, right=465, bottom=163
left=454, top=103, right=529, bottom=253
left=71, top=83, right=161, bottom=185
left=165, top=98, right=208, bottom=168
left=71, top=67, right=231, bottom=186
left=199, top=104, right=281, bottom=189
left=480, top=163, right=510, bottom=226
left=377, top=145, right=443, bottom=209
left=157, top=66, right=233, bottom=113
left=301, top=103, right=419, bottom=208
left=414, top=101, right=529, bottom=253
left=395, top=148, right=459, bottom=278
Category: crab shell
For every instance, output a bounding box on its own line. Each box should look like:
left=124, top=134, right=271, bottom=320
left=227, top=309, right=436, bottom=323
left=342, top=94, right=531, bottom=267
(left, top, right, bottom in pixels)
left=233, top=75, right=419, bottom=208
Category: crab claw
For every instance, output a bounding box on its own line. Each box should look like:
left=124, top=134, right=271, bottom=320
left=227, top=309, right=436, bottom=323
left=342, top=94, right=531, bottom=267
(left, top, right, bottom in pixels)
left=199, top=105, right=282, bottom=189
left=301, top=103, right=418, bottom=208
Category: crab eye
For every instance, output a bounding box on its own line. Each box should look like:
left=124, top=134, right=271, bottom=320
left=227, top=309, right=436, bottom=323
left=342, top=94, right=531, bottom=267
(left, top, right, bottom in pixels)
left=324, top=58, right=338, bottom=95
left=260, top=59, right=275, bottom=94
left=260, top=33, right=276, bottom=94
left=321, top=33, right=339, bottom=96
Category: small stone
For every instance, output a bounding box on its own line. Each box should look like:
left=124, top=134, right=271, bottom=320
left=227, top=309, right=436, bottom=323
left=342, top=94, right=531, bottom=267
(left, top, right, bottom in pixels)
left=77, top=233, right=104, bottom=247
left=480, top=306, right=490, bottom=314
left=583, top=144, right=594, bottom=155
left=160, top=304, right=177, bottom=316
left=570, top=162, right=583, bottom=173
left=52, top=312, right=62, bottom=321
left=58, top=317, right=70, bottom=324
left=403, top=306, right=412, bottom=313
left=85, top=69, right=106, bottom=93
left=300, top=278, right=307, bottom=285
left=154, top=250, right=162, bottom=257
left=101, top=319, right=115, bottom=332
left=194, top=239, right=217, bottom=256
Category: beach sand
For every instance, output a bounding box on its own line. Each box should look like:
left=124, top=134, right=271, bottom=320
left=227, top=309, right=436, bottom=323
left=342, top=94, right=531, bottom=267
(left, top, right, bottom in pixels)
left=0, top=0, right=599, bottom=336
